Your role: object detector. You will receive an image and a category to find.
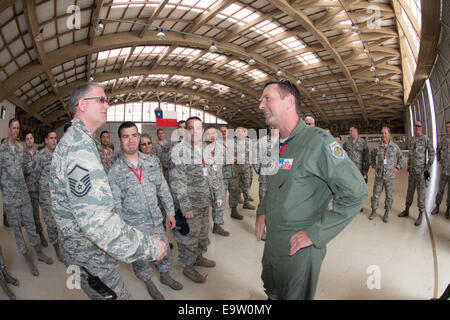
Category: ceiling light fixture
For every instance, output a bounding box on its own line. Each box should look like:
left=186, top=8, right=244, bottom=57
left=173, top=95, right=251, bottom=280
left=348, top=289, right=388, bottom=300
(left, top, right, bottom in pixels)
left=311, top=86, right=316, bottom=92
left=296, top=77, right=302, bottom=84
left=156, top=28, right=166, bottom=40
left=276, top=68, right=282, bottom=77
left=94, top=20, right=104, bottom=35
left=375, top=76, right=380, bottom=83
left=248, top=56, right=256, bottom=66
left=89, top=74, right=94, bottom=81
left=192, top=83, right=198, bottom=90
left=241, top=93, right=245, bottom=98
left=34, top=28, right=44, bottom=42
left=370, top=63, right=376, bottom=72
left=161, top=80, right=166, bottom=86
left=209, top=42, right=218, bottom=53
left=351, top=22, right=359, bottom=35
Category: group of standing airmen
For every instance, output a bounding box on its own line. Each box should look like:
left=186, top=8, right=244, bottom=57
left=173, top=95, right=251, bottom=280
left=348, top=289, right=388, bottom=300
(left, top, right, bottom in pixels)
left=1, top=79, right=449, bottom=301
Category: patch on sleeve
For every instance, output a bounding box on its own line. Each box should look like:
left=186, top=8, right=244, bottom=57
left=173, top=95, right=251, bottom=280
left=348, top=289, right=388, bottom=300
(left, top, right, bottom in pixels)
left=68, top=164, right=91, bottom=197
left=329, top=141, right=345, bottom=159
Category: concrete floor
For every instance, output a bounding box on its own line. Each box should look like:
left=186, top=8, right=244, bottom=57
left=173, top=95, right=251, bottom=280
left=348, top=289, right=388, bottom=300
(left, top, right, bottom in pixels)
left=0, top=168, right=449, bottom=300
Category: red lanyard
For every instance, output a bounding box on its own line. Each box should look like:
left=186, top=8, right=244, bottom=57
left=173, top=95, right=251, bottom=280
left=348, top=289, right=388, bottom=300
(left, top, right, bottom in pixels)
left=103, top=148, right=111, bottom=163
left=384, top=146, right=387, bottom=159
left=128, top=165, right=142, bottom=182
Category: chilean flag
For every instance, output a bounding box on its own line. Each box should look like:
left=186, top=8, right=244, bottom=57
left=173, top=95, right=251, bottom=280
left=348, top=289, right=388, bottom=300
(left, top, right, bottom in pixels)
left=155, top=109, right=177, bottom=127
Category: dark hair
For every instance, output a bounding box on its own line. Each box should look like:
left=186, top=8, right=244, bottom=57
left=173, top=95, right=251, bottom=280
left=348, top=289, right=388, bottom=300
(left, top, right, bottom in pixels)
left=350, top=126, right=359, bottom=133
left=263, top=80, right=301, bottom=114
left=100, top=130, right=109, bottom=139
left=334, top=135, right=342, bottom=140
left=8, top=118, right=18, bottom=128
left=177, top=120, right=186, bottom=128
left=63, top=123, right=72, bottom=132
left=45, top=130, right=57, bottom=139
left=156, top=128, right=164, bottom=133
left=381, top=126, right=391, bottom=134
left=118, top=121, right=138, bottom=137
left=24, top=131, right=33, bottom=138
left=204, top=125, right=216, bottom=131
left=186, top=116, right=202, bottom=127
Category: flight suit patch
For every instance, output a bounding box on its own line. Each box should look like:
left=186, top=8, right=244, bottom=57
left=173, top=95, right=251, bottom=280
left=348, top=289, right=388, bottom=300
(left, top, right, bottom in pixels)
left=329, top=141, right=344, bottom=159
left=68, top=164, right=91, bottom=197
left=278, top=158, right=293, bottom=170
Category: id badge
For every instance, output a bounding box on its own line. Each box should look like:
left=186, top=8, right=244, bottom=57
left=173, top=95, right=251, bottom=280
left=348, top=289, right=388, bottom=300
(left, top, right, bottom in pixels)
left=203, top=166, right=208, bottom=176
left=213, top=164, right=217, bottom=171
left=384, top=158, right=387, bottom=165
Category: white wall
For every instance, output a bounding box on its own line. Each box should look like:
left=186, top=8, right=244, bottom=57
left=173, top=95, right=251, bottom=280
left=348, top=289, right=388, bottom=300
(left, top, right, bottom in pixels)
left=0, top=99, right=17, bottom=141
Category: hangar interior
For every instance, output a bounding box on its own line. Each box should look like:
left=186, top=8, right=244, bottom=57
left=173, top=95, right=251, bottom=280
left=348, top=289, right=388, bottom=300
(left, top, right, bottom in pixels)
left=0, top=0, right=449, bottom=300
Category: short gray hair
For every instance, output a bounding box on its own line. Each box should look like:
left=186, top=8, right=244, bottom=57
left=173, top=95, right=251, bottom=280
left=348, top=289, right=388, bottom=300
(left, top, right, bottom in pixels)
left=304, top=116, right=315, bottom=123
left=69, top=82, right=102, bottom=116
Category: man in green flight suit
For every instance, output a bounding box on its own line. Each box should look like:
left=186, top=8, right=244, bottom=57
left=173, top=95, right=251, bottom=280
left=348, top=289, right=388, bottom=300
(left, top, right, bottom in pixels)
left=255, top=80, right=368, bottom=300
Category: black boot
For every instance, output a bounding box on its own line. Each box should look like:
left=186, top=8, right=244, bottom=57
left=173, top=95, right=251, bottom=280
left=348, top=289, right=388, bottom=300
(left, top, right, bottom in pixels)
left=34, top=245, right=53, bottom=265
left=446, top=207, right=449, bottom=219
left=3, top=214, right=9, bottom=228
left=53, top=243, right=63, bottom=263
left=431, top=205, right=440, bottom=215
left=398, top=206, right=410, bottom=218
left=213, top=224, right=230, bottom=236
left=145, top=278, right=165, bottom=300
left=0, top=265, right=19, bottom=286
left=0, top=274, right=15, bottom=300
left=231, top=207, right=243, bottom=220
left=38, top=231, right=48, bottom=248
left=368, top=209, right=376, bottom=220
left=383, top=211, right=389, bottom=223
left=243, top=202, right=256, bottom=210
left=23, top=253, right=39, bottom=276
left=414, top=211, right=423, bottom=226
left=160, top=272, right=183, bottom=290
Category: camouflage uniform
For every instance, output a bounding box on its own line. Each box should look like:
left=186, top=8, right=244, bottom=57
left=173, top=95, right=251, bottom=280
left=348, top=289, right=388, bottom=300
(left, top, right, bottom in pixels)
left=97, top=145, right=115, bottom=174
left=221, top=142, right=239, bottom=209
left=36, top=147, right=59, bottom=244
left=253, top=134, right=279, bottom=204
left=23, top=147, right=43, bottom=235
left=343, top=137, right=370, bottom=176
left=50, top=118, right=163, bottom=300
left=433, top=137, right=450, bottom=207
left=203, top=142, right=225, bottom=225
left=0, top=140, right=38, bottom=255
left=153, top=140, right=171, bottom=183
left=108, top=152, right=175, bottom=283
left=236, top=137, right=253, bottom=203
left=370, top=140, right=403, bottom=212
left=169, top=140, right=221, bottom=267
left=404, top=134, right=435, bottom=210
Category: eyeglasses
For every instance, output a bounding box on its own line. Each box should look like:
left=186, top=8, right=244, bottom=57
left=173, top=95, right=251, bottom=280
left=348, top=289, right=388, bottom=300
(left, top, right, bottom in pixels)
left=83, top=96, right=108, bottom=104
left=415, top=125, right=422, bottom=127
left=140, top=142, right=152, bottom=146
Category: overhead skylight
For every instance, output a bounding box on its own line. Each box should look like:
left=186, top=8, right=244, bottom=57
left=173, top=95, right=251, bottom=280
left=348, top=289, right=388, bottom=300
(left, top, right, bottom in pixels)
left=111, top=0, right=146, bottom=8
left=277, top=36, right=306, bottom=52
left=172, top=75, right=192, bottom=82
left=97, top=47, right=131, bottom=60
left=296, top=52, right=320, bottom=65
left=247, top=69, right=268, bottom=80
left=217, top=3, right=259, bottom=26
left=146, top=74, right=170, bottom=81
left=133, top=46, right=168, bottom=55
left=251, top=20, right=285, bottom=38
left=225, top=60, right=248, bottom=71
left=194, top=78, right=211, bottom=85
left=211, top=83, right=229, bottom=92
left=199, top=53, right=226, bottom=63
left=170, top=47, right=203, bottom=58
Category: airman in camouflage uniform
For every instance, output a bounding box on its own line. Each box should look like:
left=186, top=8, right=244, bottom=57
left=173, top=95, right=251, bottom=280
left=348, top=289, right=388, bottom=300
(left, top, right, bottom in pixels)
left=203, top=126, right=229, bottom=236
left=399, top=120, right=435, bottom=226
left=219, top=126, right=243, bottom=220
left=431, top=121, right=450, bottom=219
left=236, top=127, right=256, bottom=210
left=98, top=131, right=115, bottom=174
left=369, top=127, right=403, bottom=222
left=343, top=126, right=370, bottom=177
left=50, top=83, right=166, bottom=300
left=0, top=243, right=18, bottom=300
left=23, top=132, right=48, bottom=247
left=109, top=122, right=182, bottom=300
left=0, top=119, right=53, bottom=277
left=36, top=130, right=62, bottom=261
left=169, top=117, right=221, bottom=283
left=153, top=128, right=172, bottom=180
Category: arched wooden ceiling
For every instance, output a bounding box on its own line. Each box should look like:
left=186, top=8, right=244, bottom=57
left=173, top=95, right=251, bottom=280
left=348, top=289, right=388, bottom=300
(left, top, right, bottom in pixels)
left=0, top=0, right=424, bottom=129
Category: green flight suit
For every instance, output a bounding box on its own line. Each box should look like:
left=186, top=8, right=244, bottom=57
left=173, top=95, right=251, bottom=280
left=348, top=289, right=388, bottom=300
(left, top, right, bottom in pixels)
left=257, top=120, right=368, bottom=300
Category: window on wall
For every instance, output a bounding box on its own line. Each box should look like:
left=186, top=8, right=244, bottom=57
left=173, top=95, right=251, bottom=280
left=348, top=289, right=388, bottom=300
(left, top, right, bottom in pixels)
left=107, top=102, right=227, bottom=124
